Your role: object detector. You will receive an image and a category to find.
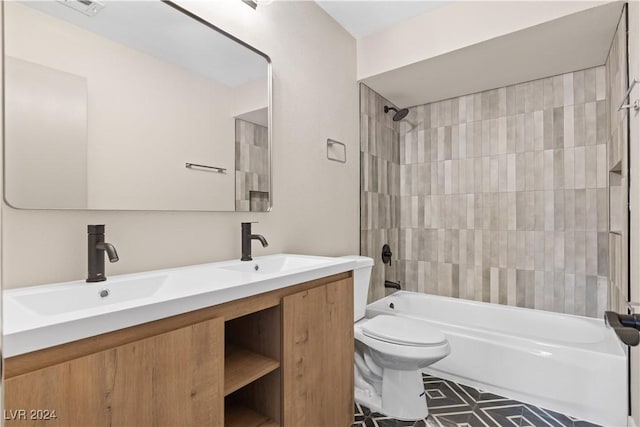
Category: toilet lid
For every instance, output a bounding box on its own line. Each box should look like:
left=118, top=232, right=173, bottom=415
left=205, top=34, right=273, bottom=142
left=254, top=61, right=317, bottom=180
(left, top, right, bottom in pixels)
left=361, top=315, right=446, bottom=347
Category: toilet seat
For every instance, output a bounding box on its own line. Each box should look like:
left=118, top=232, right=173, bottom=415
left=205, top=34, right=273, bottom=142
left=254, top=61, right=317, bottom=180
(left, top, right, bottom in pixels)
left=360, top=315, right=446, bottom=347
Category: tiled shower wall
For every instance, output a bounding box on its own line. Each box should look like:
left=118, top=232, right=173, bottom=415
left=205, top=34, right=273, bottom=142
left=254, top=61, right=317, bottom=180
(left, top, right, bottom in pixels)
left=235, top=119, right=269, bottom=212
left=397, top=66, right=609, bottom=318
left=360, top=85, right=401, bottom=302
left=361, top=61, right=618, bottom=317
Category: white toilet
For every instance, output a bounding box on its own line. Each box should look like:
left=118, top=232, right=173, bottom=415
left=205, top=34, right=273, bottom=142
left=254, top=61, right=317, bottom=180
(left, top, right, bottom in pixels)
left=346, top=256, right=450, bottom=420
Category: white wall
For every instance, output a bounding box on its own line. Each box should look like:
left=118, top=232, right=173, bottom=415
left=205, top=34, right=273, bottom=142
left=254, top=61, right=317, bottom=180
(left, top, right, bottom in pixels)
left=230, top=77, right=269, bottom=120
left=628, top=1, right=640, bottom=424
left=357, top=1, right=609, bottom=81
left=1, top=0, right=359, bottom=288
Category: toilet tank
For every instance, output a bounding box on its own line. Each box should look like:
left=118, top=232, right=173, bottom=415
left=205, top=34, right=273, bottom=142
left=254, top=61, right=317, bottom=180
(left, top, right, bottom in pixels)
left=341, top=256, right=374, bottom=321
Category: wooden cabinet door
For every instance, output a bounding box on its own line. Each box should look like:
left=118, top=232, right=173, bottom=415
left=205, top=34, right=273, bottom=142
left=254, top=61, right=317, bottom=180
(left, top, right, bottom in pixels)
left=5, top=317, right=224, bottom=427
left=282, top=277, right=354, bottom=427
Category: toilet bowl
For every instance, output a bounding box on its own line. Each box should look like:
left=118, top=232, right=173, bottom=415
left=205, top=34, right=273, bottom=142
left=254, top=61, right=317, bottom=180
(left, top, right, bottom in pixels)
left=343, top=256, right=450, bottom=420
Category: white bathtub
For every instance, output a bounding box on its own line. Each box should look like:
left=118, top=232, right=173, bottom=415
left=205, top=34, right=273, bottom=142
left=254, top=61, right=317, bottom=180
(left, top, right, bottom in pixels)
left=366, top=291, right=627, bottom=427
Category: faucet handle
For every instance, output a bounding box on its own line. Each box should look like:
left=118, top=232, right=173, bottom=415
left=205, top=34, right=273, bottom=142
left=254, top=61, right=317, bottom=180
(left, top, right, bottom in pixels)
left=88, top=224, right=106, bottom=234
left=627, top=301, right=640, bottom=314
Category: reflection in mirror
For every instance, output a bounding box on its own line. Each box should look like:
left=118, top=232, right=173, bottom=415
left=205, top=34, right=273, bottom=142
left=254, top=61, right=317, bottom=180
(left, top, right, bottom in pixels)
left=235, top=109, right=269, bottom=212
left=4, top=0, right=271, bottom=211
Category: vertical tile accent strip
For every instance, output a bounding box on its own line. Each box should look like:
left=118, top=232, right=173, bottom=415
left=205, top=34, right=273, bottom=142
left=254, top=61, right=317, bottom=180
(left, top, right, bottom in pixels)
left=360, top=84, right=401, bottom=302
left=235, top=119, right=269, bottom=212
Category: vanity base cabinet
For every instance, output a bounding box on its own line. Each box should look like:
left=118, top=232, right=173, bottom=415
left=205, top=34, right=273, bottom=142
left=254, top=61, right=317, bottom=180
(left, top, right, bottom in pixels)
left=4, top=317, right=224, bottom=427
left=5, top=272, right=354, bottom=427
left=282, top=278, right=354, bottom=427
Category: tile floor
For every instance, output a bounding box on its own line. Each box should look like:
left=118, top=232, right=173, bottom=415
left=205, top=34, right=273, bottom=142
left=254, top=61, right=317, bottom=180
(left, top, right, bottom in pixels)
left=353, top=374, right=602, bottom=427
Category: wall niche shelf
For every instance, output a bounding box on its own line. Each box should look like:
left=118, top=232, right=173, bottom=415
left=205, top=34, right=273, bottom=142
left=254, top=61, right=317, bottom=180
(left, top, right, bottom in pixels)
left=609, top=172, right=626, bottom=234
left=609, top=160, right=622, bottom=174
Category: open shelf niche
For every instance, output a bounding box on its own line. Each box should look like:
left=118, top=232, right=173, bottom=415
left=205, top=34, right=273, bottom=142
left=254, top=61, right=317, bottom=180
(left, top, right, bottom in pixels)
left=224, top=305, right=281, bottom=427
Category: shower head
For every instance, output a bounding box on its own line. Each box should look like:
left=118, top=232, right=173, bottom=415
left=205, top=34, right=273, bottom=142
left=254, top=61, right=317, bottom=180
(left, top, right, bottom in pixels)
left=384, top=106, right=409, bottom=122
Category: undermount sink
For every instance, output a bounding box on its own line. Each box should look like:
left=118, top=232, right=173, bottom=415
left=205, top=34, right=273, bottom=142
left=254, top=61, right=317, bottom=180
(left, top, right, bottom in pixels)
left=218, top=254, right=334, bottom=275
left=12, top=274, right=175, bottom=317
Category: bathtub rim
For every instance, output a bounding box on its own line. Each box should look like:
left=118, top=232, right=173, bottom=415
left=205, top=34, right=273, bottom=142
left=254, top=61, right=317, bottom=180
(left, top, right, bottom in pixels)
left=367, top=290, right=626, bottom=357
left=366, top=291, right=628, bottom=426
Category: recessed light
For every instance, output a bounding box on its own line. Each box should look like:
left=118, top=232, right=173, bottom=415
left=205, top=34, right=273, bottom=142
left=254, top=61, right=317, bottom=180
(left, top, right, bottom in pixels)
left=57, top=0, right=104, bottom=17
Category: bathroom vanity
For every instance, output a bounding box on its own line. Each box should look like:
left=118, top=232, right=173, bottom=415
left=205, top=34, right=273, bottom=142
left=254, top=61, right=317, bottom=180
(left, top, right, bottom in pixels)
left=4, top=255, right=355, bottom=427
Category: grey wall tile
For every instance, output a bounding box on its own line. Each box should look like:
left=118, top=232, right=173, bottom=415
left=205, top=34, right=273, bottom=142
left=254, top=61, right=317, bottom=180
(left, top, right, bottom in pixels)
left=544, top=271, right=554, bottom=311
left=584, top=68, right=596, bottom=103
left=585, top=275, right=598, bottom=317
left=563, top=73, right=574, bottom=106
left=596, top=66, right=606, bottom=101
left=553, top=107, right=564, bottom=148
left=573, top=70, right=585, bottom=105
left=362, top=57, right=617, bottom=319
left=596, top=143, right=607, bottom=188
left=533, top=79, right=545, bottom=111
left=573, top=189, right=587, bottom=231
left=564, top=189, right=575, bottom=231
left=575, top=273, right=586, bottom=316
left=554, top=271, right=565, bottom=312
left=574, top=104, right=586, bottom=146
left=585, top=102, right=597, bottom=146
left=543, top=77, right=554, bottom=110
left=553, top=75, right=564, bottom=108
left=574, top=146, right=586, bottom=189
left=564, top=105, right=575, bottom=148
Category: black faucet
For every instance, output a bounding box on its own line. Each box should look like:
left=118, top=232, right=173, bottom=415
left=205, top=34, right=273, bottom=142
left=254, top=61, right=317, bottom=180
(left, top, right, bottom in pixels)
left=241, top=222, right=268, bottom=261
left=87, top=224, right=119, bottom=282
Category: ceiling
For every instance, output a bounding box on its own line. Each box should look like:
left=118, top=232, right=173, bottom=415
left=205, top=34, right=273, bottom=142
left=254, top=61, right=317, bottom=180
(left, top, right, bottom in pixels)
left=22, top=1, right=624, bottom=108
left=317, top=0, right=620, bottom=108
left=19, top=0, right=268, bottom=87
left=361, top=2, right=623, bottom=107
left=315, top=1, right=448, bottom=39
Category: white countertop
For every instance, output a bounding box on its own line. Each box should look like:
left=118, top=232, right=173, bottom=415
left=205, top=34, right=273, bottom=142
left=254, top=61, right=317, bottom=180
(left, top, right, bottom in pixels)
left=3, top=254, right=356, bottom=357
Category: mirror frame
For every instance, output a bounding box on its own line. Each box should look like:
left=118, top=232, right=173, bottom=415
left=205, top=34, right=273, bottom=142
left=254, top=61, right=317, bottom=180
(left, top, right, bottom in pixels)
left=2, top=0, right=273, bottom=212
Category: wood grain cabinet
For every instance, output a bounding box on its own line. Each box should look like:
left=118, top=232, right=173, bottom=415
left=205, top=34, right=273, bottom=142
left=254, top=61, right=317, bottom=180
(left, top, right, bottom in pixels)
left=4, top=273, right=354, bottom=427
left=282, top=277, right=354, bottom=427
left=5, top=317, right=224, bottom=427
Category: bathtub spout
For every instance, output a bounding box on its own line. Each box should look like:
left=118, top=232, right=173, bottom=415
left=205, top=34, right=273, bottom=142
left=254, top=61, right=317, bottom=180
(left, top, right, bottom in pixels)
left=385, top=280, right=401, bottom=290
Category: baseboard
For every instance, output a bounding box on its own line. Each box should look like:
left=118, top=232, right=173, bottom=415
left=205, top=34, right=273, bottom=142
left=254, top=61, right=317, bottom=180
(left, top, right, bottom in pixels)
left=630, top=415, right=638, bottom=427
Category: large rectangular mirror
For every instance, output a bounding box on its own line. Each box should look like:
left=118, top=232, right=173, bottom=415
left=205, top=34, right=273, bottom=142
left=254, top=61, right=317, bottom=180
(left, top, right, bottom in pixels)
left=4, top=0, right=271, bottom=211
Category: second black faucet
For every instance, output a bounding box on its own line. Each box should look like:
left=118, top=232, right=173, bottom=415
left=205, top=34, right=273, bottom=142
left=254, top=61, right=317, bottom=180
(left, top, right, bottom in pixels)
left=87, top=224, right=119, bottom=282
left=241, top=222, right=268, bottom=261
